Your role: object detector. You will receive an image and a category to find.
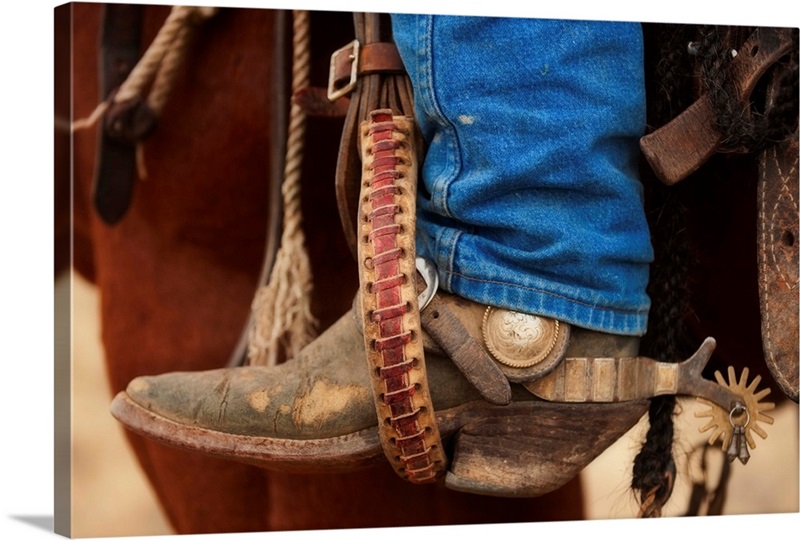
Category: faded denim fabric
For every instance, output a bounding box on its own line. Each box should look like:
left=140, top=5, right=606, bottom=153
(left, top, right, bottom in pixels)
left=390, top=15, right=653, bottom=335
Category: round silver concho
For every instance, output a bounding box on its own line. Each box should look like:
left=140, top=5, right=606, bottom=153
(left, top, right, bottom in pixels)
left=481, top=307, right=560, bottom=368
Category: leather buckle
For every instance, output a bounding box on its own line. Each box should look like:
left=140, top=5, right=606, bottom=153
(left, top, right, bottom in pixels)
left=328, top=40, right=359, bottom=101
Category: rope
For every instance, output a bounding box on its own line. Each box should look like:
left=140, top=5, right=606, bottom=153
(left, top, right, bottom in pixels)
left=71, top=6, right=217, bottom=176
left=631, top=25, right=700, bottom=516
left=247, top=10, right=317, bottom=367
left=118, top=5, right=216, bottom=113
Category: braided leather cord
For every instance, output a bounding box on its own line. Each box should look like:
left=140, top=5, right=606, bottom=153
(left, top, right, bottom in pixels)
left=357, top=109, right=447, bottom=483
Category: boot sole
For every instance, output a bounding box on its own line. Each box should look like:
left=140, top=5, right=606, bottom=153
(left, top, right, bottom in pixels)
left=111, top=391, right=648, bottom=497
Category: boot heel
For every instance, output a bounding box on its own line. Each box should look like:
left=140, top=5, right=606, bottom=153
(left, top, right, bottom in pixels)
left=445, top=401, right=648, bottom=497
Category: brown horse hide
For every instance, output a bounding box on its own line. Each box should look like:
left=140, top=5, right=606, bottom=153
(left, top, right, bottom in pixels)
left=66, top=4, right=584, bottom=533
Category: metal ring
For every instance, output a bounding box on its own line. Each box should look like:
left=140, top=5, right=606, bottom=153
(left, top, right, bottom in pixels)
left=728, top=403, right=750, bottom=428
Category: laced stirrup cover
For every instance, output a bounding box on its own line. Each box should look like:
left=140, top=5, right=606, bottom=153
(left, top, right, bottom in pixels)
left=357, top=109, right=447, bottom=483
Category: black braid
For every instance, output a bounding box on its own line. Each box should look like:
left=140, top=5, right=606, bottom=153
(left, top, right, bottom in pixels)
left=631, top=23, right=699, bottom=517
left=699, top=26, right=799, bottom=153
left=633, top=183, right=694, bottom=517
left=647, top=24, right=697, bottom=127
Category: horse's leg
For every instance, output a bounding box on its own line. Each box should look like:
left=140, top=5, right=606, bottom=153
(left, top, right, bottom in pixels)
left=261, top=467, right=583, bottom=530
left=72, top=5, right=279, bottom=532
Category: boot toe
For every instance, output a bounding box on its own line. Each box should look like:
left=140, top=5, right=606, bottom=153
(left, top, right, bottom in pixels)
left=125, top=368, right=267, bottom=436
left=125, top=362, right=382, bottom=439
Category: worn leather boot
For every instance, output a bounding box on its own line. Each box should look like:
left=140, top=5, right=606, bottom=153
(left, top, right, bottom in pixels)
left=111, top=289, right=649, bottom=498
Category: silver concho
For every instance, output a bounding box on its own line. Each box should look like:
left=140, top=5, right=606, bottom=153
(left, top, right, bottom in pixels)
left=481, top=307, right=560, bottom=368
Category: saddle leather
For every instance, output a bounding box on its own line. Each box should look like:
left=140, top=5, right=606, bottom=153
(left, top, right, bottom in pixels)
left=330, top=41, right=405, bottom=91
left=757, top=130, right=799, bottom=401
left=292, top=41, right=405, bottom=118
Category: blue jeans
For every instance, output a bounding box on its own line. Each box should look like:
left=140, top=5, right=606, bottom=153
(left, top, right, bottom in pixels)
left=390, top=15, right=653, bottom=336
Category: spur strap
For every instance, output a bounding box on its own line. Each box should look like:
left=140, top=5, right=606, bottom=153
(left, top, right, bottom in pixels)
left=420, top=293, right=512, bottom=405
left=357, top=110, right=447, bottom=483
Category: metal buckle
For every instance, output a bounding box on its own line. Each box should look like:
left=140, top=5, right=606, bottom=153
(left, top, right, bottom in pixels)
left=327, top=40, right=359, bottom=101
left=416, top=258, right=439, bottom=311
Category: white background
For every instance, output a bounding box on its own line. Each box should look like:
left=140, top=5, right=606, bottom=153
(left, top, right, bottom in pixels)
left=1, top=1, right=797, bottom=539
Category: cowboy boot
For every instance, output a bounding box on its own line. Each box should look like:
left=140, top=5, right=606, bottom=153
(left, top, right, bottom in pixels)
left=111, top=284, right=651, bottom=497
left=111, top=109, right=655, bottom=497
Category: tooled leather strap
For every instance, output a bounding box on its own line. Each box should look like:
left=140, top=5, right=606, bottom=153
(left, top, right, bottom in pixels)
left=757, top=134, right=799, bottom=402
left=357, top=109, right=447, bottom=483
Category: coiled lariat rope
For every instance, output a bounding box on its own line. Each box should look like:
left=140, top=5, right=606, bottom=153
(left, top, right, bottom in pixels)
left=247, top=10, right=317, bottom=367
left=72, top=5, right=217, bottom=177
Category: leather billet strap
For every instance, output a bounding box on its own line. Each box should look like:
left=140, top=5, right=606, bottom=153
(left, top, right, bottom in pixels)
left=94, top=4, right=145, bottom=225
left=357, top=110, right=447, bottom=483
